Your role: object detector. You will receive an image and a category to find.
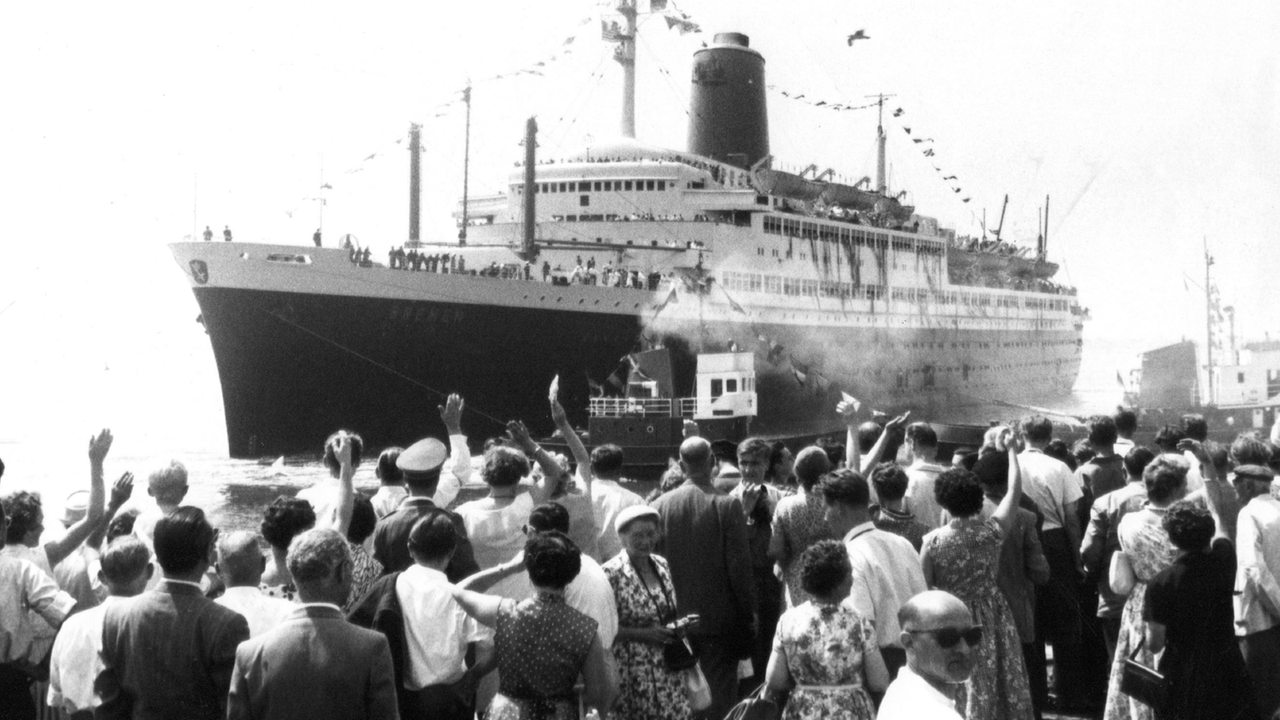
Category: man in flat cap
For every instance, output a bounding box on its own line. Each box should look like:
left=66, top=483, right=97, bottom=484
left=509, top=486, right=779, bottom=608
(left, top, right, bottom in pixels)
left=372, top=433, right=478, bottom=582
left=1231, top=462, right=1280, bottom=719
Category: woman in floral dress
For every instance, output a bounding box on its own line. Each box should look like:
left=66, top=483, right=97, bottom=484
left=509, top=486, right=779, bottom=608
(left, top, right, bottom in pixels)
left=602, top=506, right=692, bottom=720
left=764, top=539, right=888, bottom=719
left=767, top=447, right=836, bottom=607
left=920, top=430, right=1034, bottom=720
left=1103, top=454, right=1187, bottom=720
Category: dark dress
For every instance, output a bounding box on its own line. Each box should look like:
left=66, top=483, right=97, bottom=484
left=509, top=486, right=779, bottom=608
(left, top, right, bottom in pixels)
left=1144, top=538, right=1260, bottom=720
left=487, top=592, right=598, bottom=720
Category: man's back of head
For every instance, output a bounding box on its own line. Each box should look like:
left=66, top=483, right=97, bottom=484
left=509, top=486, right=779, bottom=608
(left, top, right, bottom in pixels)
left=407, top=513, right=458, bottom=567
left=1021, top=416, right=1054, bottom=446
left=1087, top=415, right=1118, bottom=450
left=1113, top=408, right=1137, bottom=439
left=100, top=535, right=153, bottom=597
left=288, top=528, right=352, bottom=605
left=153, top=506, right=215, bottom=580
left=679, top=437, right=714, bottom=481
left=1153, top=424, right=1185, bottom=453
left=906, top=422, right=938, bottom=462
left=1123, top=446, right=1156, bottom=482
left=148, top=461, right=189, bottom=509
left=217, top=531, right=266, bottom=588
left=590, top=444, right=625, bottom=480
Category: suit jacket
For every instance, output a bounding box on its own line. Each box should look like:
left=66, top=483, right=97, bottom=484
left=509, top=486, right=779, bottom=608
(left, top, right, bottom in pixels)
left=95, top=580, right=250, bottom=720
left=651, top=480, right=755, bottom=641
left=227, top=604, right=399, bottom=720
left=372, top=497, right=478, bottom=582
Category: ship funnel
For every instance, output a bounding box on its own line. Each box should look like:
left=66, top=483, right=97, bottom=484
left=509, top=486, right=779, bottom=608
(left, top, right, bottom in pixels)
left=687, top=33, right=769, bottom=169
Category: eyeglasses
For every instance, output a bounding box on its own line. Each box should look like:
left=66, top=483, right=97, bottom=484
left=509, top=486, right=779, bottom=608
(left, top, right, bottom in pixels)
left=906, top=625, right=984, bottom=649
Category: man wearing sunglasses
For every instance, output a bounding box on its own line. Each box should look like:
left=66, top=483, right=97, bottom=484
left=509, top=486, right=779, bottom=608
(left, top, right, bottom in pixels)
left=878, top=590, right=980, bottom=720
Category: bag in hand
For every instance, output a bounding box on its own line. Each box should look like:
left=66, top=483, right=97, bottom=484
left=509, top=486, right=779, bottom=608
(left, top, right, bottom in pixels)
left=724, top=684, right=781, bottom=720
left=1120, top=637, right=1167, bottom=710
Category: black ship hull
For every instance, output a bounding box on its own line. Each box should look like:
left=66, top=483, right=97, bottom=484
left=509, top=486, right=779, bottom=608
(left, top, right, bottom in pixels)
left=193, top=282, right=1080, bottom=458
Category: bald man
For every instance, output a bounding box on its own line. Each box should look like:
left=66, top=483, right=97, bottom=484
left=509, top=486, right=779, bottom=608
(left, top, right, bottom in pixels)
left=215, top=531, right=295, bottom=637
left=878, top=591, right=979, bottom=720
left=651, top=436, right=755, bottom=720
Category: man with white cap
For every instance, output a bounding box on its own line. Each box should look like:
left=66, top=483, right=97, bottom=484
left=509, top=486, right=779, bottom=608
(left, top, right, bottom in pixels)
left=373, top=436, right=479, bottom=582
left=1232, top=463, right=1280, bottom=719
left=878, top=590, right=980, bottom=720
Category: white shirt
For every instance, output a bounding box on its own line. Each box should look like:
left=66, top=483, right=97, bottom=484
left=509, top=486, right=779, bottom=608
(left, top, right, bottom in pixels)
left=1017, top=449, right=1083, bottom=530
left=396, top=565, right=488, bottom=689
left=490, top=552, right=619, bottom=648
left=0, top=544, right=64, bottom=662
left=878, top=665, right=964, bottom=720
left=590, top=479, right=645, bottom=561
left=843, top=522, right=928, bottom=649
left=456, top=493, right=536, bottom=571
left=1235, top=495, right=1280, bottom=636
left=47, top=595, right=127, bottom=713
left=370, top=485, right=408, bottom=519
left=905, top=460, right=948, bottom=530
left=216, top=585, right=296, bottom=637
left=0, top=553, right=75, bottom=665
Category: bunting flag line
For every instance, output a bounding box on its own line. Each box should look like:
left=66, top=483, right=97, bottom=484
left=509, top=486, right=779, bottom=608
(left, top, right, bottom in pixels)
left=769, top=87, right=880, bottom=113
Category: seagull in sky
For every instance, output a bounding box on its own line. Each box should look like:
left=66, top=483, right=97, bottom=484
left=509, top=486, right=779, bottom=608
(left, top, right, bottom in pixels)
left=847, top=30, right=870, bottom=45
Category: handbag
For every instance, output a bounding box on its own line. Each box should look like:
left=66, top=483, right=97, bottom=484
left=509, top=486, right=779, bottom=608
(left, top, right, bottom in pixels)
left=681, top=662, right=713, bottom=711
left=724, top=683, right=781, bottom=720
left=1120, top=637, right=1168, bottom=710
left=663, top=636, right=698, bottom=671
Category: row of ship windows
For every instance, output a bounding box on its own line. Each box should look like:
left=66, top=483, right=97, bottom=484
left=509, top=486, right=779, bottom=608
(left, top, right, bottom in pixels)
left=721, top=271, right=1070, bottom=311
left=761, top=216, right=945, bottom=255
left=517, top=179, right=672, bottom=194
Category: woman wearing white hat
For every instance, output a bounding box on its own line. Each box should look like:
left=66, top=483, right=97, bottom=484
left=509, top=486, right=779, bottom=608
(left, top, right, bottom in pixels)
left=602, top=505, right=693, bottom=720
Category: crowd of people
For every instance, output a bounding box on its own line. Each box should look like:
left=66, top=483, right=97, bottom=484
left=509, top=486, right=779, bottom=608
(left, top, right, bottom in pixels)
left=3, top=401, right=1280, bottom=720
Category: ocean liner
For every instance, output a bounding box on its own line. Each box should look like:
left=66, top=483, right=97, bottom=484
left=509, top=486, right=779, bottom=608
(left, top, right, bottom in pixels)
left=171, top=31, right=1084, bottom=458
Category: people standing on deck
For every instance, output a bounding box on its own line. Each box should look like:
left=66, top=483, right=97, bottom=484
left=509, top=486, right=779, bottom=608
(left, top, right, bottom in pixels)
left=223, top=225, right=232, bottom=241
left=203, top=226, right=213, bottom=242
left=313, top=228, right=322, bottom=247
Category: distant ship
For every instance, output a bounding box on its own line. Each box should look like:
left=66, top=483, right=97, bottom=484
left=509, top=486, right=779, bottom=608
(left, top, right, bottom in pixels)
left=171, top=29, right=1084, bottom=458
left=1123, top=246, right=1277, bottom=434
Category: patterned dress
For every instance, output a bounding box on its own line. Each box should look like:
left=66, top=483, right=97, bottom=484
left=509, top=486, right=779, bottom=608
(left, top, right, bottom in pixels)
left=488, top=592, right=598, bottom=720
left=921, top=517, right=1035, bottom=720
left=773, top=601, right=877, bottom=720
left=602, top=552, right=692, bottom=720
left=1103, top=508, right=1178, bottom=720
left=769, top=489, right=838, bottom=607
left=343, top=541, right=383, bottom=612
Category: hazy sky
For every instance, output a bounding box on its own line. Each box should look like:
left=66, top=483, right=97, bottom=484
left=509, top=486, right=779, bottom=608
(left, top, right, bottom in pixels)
left=2, top=0, right=1276, bottom=448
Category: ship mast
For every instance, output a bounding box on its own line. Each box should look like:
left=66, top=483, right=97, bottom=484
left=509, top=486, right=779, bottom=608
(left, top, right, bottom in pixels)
left=407, top=122, right=422, bottom=248
left=618, top=0, right=638, bottom=138
left=521, top=117, right=539, bottom=260
left=458, top=84, right=472, bottom=245
left=866, top=93, right=896, bottom=194
left=1204, top=239, right=1215, bottom=406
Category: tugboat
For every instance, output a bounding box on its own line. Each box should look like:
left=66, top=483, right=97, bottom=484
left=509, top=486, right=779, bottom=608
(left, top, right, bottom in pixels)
left=549, top=348, right=757, bottom=475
